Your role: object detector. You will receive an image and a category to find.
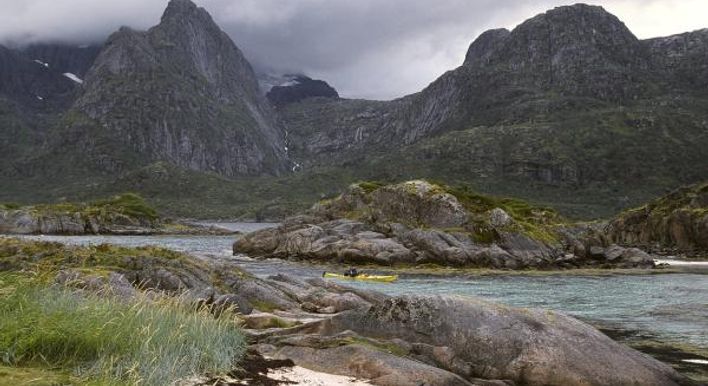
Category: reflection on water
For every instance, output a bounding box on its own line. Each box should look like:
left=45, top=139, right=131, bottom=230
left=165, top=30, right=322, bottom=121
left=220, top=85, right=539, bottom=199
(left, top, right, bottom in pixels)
left=13, top=226, right=708, bottom=355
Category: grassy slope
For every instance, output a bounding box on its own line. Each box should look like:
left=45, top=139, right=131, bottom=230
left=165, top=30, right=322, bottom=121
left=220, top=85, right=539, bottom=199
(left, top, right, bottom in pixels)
left=0, top=238, right=245, bottom=385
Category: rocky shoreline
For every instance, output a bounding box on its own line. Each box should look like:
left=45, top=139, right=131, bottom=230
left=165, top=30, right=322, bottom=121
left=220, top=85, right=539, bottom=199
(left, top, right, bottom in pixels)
left=1, top=237, right=700, bottom=385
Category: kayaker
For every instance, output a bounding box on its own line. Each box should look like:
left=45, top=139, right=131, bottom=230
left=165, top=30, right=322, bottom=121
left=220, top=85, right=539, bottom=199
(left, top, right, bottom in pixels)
left=344, top=267, right=359, bottom=277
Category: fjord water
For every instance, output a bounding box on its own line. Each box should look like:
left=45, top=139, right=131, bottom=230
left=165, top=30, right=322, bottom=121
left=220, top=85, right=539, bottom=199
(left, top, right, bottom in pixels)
left=23, top=228, right=708, bottom=359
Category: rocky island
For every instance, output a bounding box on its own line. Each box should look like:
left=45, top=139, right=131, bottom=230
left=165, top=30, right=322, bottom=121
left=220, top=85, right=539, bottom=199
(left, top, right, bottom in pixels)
left=234, top=180, right=658, bottom=270
left=0, top=193, right=233, bottom=235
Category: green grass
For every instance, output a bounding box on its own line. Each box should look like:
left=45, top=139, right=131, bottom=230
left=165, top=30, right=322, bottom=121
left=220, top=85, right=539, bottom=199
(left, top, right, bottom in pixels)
left=0, top=273, right=245, bottom=386
left=0, top=365, right=78, bottom=386
left=87, top=193, right=159, bottom=221
left=0, top=237, right=191, bottom=277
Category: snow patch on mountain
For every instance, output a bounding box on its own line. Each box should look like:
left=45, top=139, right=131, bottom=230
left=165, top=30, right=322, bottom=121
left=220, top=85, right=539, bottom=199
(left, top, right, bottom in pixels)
left=63, top=73, right=83, bottom=84
left=257, top=73, right=302, bottom=94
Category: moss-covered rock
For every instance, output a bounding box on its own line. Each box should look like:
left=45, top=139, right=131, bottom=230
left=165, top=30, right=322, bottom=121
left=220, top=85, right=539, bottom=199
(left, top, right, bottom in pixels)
left=606, top=182, right=708, bottom=255
left=236, top=180, right=654, bottom=269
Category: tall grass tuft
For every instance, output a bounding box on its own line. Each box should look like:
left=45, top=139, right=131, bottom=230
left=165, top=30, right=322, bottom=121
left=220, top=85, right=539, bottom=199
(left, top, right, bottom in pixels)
left=0, top=273, right=245, bottom=385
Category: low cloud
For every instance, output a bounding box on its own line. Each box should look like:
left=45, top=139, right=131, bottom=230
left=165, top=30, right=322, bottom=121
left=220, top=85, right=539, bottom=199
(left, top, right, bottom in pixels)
left=1, top=0, right=705, bottom=99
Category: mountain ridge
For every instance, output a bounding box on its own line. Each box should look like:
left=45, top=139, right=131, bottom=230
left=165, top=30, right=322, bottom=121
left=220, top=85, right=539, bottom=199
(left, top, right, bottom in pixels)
left=1, top=1, right=707, bottom=220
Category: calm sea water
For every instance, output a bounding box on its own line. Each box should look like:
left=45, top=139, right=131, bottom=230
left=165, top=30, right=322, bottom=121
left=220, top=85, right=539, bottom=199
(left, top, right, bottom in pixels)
left=16, top=224, right=708, bottom=359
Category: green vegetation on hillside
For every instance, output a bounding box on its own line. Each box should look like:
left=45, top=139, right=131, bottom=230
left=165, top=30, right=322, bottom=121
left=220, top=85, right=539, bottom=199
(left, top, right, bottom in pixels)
left=625, top=182, right=708, bottom=215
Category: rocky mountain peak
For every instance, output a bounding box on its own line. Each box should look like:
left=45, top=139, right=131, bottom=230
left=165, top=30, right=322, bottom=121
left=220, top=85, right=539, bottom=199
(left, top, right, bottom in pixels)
left=152, top=0, right=253, bottom=92
left=464, top=4, right=642, bottom=71
left=520, top=3, right=638, bottom=46
left=459, top=3, right=651, bottom=102
left=63, top=0, right=288, bottom=177
left=463, top=28, right=509, bottom=67
left=161, top=0, right=204, bottom=23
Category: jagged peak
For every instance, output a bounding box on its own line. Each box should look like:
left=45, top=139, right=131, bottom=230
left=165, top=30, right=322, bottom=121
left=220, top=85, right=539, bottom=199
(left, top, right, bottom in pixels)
left=161, top=0, right=211, bottom=24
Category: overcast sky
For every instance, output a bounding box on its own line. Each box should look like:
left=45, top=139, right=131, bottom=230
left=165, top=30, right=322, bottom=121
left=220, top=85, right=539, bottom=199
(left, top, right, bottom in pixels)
left=1, top=0, right=706, bottom=100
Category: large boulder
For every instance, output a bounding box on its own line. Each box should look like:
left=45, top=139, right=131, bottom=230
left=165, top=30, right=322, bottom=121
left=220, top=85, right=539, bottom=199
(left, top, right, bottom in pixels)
left=325, top=295, right=689, bottom=386
left=368, top=181, right=469, bottom=229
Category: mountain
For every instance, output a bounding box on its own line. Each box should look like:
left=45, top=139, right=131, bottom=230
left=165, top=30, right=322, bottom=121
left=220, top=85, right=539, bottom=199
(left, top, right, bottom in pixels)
left=644, top=28, right=708, bottom=89
left=264, top=75, right=338, bottom=107
left=22, top=43, right=102, bottom=80
left=0, top=45, right=78, bottom=113
left=278, top=4, right=708, bottom=218
left=0, top=43, right=86, bottom=173
left=1, top=2, right=707, bottom=221
left=48, top=0, right=288, bottom=178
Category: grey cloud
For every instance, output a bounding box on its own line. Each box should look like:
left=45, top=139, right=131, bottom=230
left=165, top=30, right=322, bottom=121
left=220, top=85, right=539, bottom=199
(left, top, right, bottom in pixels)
left=0, top=0, right=705, bottom=99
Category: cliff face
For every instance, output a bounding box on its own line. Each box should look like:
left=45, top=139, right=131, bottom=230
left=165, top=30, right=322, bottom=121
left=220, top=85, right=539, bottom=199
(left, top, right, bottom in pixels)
left=67, top=0, right=288, bottom=177
left=644, top=28, right=708, bottom=90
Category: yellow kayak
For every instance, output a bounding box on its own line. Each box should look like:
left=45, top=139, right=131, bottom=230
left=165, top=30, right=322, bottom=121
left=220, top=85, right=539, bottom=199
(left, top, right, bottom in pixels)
left=323, top=272, right=398, bottom=283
